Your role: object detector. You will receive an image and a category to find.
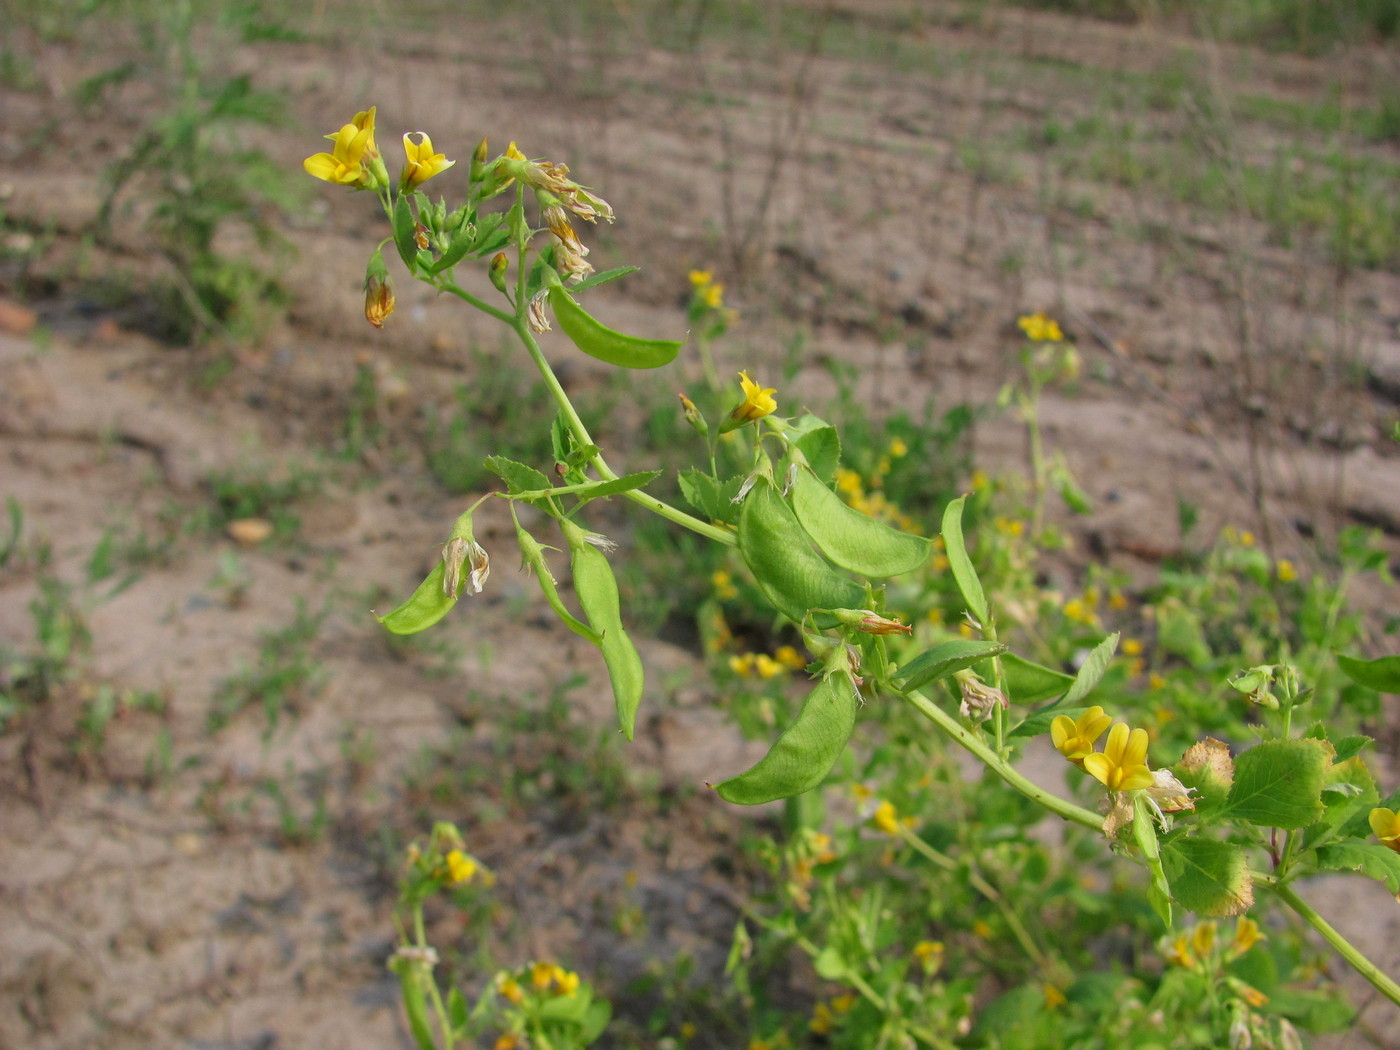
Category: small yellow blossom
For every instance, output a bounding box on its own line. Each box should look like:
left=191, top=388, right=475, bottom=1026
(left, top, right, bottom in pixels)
left=553, top=968, right=580, bottom=996
left=1108, top=589, right=1128, bottom=610
left=1149, top=672, right=1167, bottom=690
left=850, top=783, right=873, bottom=803
left=748, top=1040, right=773, bottom=1050
left=689, top=269, right=712, bottom=286
left=1239, top=530, right=1256, bottom=546
left=1370, top=807, right=1400, bottom=853
left=1191, top=921, right=1217, bottom=960
left=774, top=646, right=806, bottom=671
left=872, top=800, right=901, bottom=837
left=888, top=436, right=909, bottom=458
left=1277, top=558, right=1297, bottom=582
left=1164, top=933, right=1195, bottom=969
left=1230, top=916, right=1265, bottom=957
left=809, top=1002, right=836, bottom=1035
left=1018, top=312, right=1064, bottom=342
left=1082, top=722, right=1154, bottom=791
left=444, top=849, right=477, bottom=885
left=835, top=468, right=864, bottom=498
left=1043, top=984, right=1068, bottom=1009
left=726, top=371, right=777, bottom=428
left=497, top=976, right=524, bottom=1004
left=494, top=1035, right=522, bottom=1050
left=913, top=940, right=943, bottom=961
left=1122, top=638, right=1144, bottom=656
left=970, top=469, right=989, bottom=490
left=304, top=107, right=380, bottom=187
left=531, top=961, right=554, bottom=989
left=1051, top=705, right=1113, bottom=767
left=1063, top=598, right=1099, bottom=626
left=401, top=131, right=455, bottom=189
left=994, top=516, right=1024, bottom=536
left=972, top=919, right=994, bottom=939
left=753, top=654, right=784, bottom=678
left=680, top=1021, right=697, bottom=1039
left=711, top=569, right=738, bottom=600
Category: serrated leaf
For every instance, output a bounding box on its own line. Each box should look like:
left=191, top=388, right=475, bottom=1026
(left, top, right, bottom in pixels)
left=1063, top=632, right=1120, bottom=705
left=1161, top=837, right=1254, bottom=916
left=1337, top=653, right=1400, bottom=693
left=1314, top=842, right=1400, bottom=894
left=1001, top=652, right=1075, bottom=705
left=895, top=639, right=1007, bottom=693
left=485, top=455, right=551, bottom=495
left=1223, top=739, right=1329, bottom=829
left=942, top=495, right=987, bottom=626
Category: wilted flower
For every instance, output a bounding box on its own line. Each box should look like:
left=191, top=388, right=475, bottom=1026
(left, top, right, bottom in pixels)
left=443, top=537, right=490, bottom=597
left=527, top=290, right=552, bottom=333
left=364, top=273, right=395, bottom=328
left=954, top=669, right=1008, bottom=721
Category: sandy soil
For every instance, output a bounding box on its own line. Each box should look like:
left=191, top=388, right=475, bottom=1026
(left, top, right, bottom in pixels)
left=2, top=3, right=1399, bottom=1047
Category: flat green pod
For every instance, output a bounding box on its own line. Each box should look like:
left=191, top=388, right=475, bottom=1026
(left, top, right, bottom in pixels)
left=737, top=477, right=864, bottom=627
left=714, top=674, right=858, bottom=805
left=376, top=562, right=457, bottom=635
left=548, top=286, right=682, bottom=369
left=565, top=523, right=644, bottom=740
left=789, top=468, right=932, bottom=578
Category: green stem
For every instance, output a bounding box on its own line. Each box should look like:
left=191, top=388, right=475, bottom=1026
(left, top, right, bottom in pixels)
left=1258, top=872, right=1400, bottom=1007
left=898, top=686, right=1103, bottom=831
left=510, top=320, right=737, bottom=546
left=440, top=282, right=517, bottom=327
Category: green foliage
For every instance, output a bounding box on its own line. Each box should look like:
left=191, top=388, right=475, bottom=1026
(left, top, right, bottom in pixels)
left=208, top=600, right=327, bottom=736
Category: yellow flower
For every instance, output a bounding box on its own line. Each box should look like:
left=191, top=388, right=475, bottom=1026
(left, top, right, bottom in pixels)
left=1043, top=984, right=1067, bottom=1009
left=913, top=939, right=943, bottom=961
left=497, top=976, right=524, bottom=1004
left=711, top=569, right=738, bottom=600
left=1277, top=558, right=1297, bottom=582
left=888, top=436, right=909, bottom=458
left=1017, top=311, right=1064, bottom=342
left=753, top=654, right=784, bottom=678
left=1050, top=705, right=1113, bottom=766
left=774, top=645, right=806, bottom=671
left=1122, top=638, right=1144, bottom=656
left=725, top=371, right=777, bottom=428
left=809, top=1002, right=835, bottom=1035
left=972, top=919, right=993, bottom=939
left=552, top=968, right=580, bottom=996
left=531, top=961, right=554, bottom=989
left=1191, top=921, right=1217, bottom=960
left=689, top=269, right=713, bottom=286
left=1164, top=933, right=1195, bottom=969
left=1229, top=916, right=1265, bottom=957
left=444, top=848, right=477, bottom=885
left=850, top=783, right=873, bottom=803
left=494, top=1035, right=522, bottom=1050
left=872, top=800, right=901, bottom=837
left=1083, top=722, right=1154, bottom=791
left=364, top=273, right=395, bottom=328
left=304, top=107, right=380, bottom=188
left=401, top=131, right=455, bottom=189
left=835, top=468, right=864, bottom=497
left=1370, top=807, right=1400, bottom=853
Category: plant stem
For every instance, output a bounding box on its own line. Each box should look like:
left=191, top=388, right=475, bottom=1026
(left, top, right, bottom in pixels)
left=898, top=686, right=1103, bottom=831
left=1257, top=872, right=1400, bottom=1007
left=510, top=320, right=737, bottom=546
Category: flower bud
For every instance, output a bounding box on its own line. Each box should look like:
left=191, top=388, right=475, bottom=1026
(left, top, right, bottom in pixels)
left=489, top=252, right=509, bottom=295
left=832, top=608, right=912, bottom=635
left=678, top=393, right=708, bottom=436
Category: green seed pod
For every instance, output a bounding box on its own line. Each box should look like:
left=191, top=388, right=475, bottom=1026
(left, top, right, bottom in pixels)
left=714, top=672, right=859, bottom=805
left=377, top=562, right=457, bottom=635
left=738, top=476, right=864, bottom=628
left=548, top=285, right=682, bottom=369
left=513, top=516, right=601, bottom=644
left=563, top=520, right=644, bottom=740
left=789, top=468, right=931, bottom=578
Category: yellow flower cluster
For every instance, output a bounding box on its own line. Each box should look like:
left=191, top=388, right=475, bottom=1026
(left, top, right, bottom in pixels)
left=729, top=646, right=805, bottom=678
left=831, top=436, right=920, bottom=533
left=1164, top=918, right=1266, bottom=972
left=1017, top=311, right=1064, bottom=342
left=1051, top=707, right=1153, bottom=791
left=689, top=269, right=726, bottom=309
left=809, top=993, right=857, bottom=1034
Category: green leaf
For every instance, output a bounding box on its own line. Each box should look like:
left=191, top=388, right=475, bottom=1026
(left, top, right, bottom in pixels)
left=1161, top=837, right=1253, bottom=916
left=895, top=639, right=1007, bottom=694
left=678, top=470, right=744, bottom=524
left=376, top=562, right=457, bottom=635
left=1063, top=632, right=1119, bottom=705
left=1009, top=702, right=1091, bottom=740
left=789, top=468, right=932, bottom=578
left=485, top=455, right=552, bottom=495
left=1314, top=842, right=1400, bottom=894
left=1337, top=652, right=1400, bottom=693
left=1001, top=652, right=1075, bottom=705
left=392, top=194, right=420, bottom=271
left=941, top=495, right=988, bottom=626
left=548, top=286, right=682, bottom=369
left=574, top=470, right=662, bottom=501
left=1222, top=739, right=1329, bottom=829
left=790, top=423, right=841, bottom=483
left=567, top=265, right=639, bottom=292
left=812, top=945, right=850, bottom=981
left=714, top=674, right=859, bottom=805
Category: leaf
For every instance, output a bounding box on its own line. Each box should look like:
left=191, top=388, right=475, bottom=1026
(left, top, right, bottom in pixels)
left=1222, top=738, right=1329, bottom=829
left=895, top=639, right=1007, bottom=693
left=1161, top=837, right=1254, bottom=916
left=941, top=495, right=988, bottom=626
left=392, top=194, right=420, bottom=271
left=1133, top=795, right=1173, bottom=927
left=1000, top=652, right=1075, bottom=705
left=1337, top=653, right=1400, bottom=693
left=678, top=470, right=743, bottom=524
left=791, top=424, right=841, bottom=483
left=1315, top=842, right=1400, bottom=894
left=566, top=523, right=644, bottom=740
left=484, top=455, right=552, bottom=495
left=1063, top=632, right=1120, bottom=705
left=575, top=470, right=662, bottom=501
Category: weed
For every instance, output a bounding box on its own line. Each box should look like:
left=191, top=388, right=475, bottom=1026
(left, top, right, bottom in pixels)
left=208, top=600, right=328, bottom=737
